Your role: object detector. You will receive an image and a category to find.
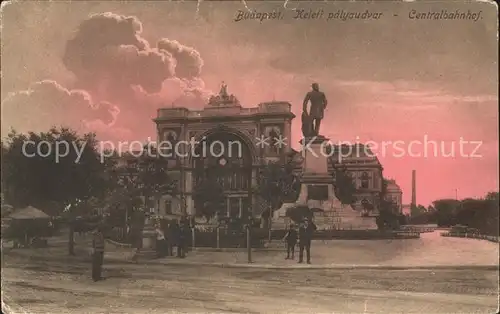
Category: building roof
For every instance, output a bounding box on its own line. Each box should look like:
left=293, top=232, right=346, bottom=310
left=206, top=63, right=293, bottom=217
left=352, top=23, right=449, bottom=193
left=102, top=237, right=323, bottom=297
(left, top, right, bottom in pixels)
left=7, top=206, right=50, bottom=219
left=385, top=179, right=402, bottom=191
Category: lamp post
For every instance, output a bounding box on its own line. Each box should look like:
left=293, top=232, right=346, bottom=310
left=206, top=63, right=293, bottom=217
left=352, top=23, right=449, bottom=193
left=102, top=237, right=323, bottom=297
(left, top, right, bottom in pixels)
left=246, top=214, right=252, bottom=263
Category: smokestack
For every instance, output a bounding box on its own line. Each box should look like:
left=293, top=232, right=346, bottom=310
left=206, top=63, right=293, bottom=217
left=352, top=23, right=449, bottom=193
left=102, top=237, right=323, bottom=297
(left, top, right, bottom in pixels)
left=411, top=170, right=416, bottom=207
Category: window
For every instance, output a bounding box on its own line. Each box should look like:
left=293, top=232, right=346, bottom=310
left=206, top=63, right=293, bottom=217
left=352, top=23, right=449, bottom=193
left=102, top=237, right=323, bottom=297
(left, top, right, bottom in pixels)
left=242, top=197, right=250, bottom=218
left=361, top=172, right=370, bottom=189
left=165, top=200, right=172, bottom=214
left=229, top=198, right=240, bottom=218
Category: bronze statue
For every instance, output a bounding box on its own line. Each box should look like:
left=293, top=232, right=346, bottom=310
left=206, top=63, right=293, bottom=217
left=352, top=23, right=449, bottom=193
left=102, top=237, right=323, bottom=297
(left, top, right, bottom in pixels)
left=302, top=83, right=327, bottom=137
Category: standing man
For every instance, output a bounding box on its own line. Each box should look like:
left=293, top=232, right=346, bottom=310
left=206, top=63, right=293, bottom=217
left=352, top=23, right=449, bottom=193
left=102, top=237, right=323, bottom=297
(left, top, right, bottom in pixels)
left=155, top=222, right=167, bottom=258
left=283, top=223, right=298, bottom=260
left=298, top=217, right=317, bottom=264
left=91, top=225, right=105, bottom=281
left=165, top=221, right=174, bottom=256
left=176, top=220, right=186, bottom=258
left=302, top=83, right=328, bottom=136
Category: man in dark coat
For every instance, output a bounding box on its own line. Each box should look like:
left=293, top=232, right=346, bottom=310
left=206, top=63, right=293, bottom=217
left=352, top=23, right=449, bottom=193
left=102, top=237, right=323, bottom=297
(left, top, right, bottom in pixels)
left=283, top=223, right=298, bottom=260
left=165, top=221, right=174, bottom=256
left=176, top=220, right=187, bottom=258
left=298, top=217, right=317, bottom=264
left=91, top=225, right=105, bottom=281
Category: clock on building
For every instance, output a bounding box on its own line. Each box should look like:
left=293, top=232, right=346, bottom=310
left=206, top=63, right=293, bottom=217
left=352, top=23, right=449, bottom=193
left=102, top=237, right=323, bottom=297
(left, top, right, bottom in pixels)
left=218, top=157, right=228, bottom=166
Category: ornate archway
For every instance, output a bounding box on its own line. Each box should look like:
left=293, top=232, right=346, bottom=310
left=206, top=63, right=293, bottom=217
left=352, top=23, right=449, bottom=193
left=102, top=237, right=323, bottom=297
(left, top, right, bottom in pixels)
left=190, top=129, right=255, bottom=219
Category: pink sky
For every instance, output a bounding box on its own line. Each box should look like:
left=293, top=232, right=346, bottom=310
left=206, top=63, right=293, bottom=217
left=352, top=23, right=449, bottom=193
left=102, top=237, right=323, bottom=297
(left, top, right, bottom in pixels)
left=1, top=1, right=498, bottom=206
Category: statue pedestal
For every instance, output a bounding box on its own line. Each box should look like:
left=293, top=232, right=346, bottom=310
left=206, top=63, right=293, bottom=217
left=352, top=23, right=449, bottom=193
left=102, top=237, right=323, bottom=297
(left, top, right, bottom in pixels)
left=289, top=136, right=377, bottom=230
left=298, top=136, right=336, bottom=206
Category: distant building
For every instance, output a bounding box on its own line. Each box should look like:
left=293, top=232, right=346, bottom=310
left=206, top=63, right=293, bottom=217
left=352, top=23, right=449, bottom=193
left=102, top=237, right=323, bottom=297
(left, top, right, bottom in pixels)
left=329, top=144, right=384, bottom=214
left=384, top=179, right=403, bottom=213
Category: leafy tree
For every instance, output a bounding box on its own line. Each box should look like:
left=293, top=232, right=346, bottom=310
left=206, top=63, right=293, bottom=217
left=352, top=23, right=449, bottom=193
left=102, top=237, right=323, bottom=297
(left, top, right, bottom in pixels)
left=407, top=208, right=437, bottom=225
left=109, top=146, right=174, bottom=246
left=254, top=162, right=296, bottom=224
left=428, top=192, right=498, bottom=235
left=376, top=199, right=400, bottom=230
left=433, top=199, right=460, bottom=227
left=411, top=204, right=427, bottom=216
left=1, top=128, right=111, bottom=254
left=106, top=188, right=143, bottom=227
left=136, top=152, right=173, bottom=211
left=454, top=196, right=498, bottom=236
left=333, top=166, right=357, bottom=204
left=192, top=178, right=225, bottom=223
left=485, top=192, right=499, bottom=202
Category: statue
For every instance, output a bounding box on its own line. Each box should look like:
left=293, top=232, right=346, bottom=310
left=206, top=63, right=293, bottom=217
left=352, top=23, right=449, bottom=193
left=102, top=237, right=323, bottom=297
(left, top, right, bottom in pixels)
left=219, top=81, right=228, bottom=99
left=302, top=83, right=327, bottom=137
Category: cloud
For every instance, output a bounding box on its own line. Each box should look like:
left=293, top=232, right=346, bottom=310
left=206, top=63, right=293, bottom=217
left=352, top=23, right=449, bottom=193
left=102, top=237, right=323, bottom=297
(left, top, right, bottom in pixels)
left=157, top=39, right=204, bottom=79
left=3, top=12, right=215, bottom=141
left=60, top=12, right=213, bottom=139
left=63, top=12, right=177, bottom=99
left=1, top=80, right=118, bottom=137
left=62, top=12, right=212, bottom=108
left=135, top=77, right=211, bottom=109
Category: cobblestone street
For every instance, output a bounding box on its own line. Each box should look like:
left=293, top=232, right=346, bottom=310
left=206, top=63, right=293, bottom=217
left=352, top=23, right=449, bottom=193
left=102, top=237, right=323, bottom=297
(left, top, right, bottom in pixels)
left=2, top=255, right=498, bottom=313
left=2, top=231, right=499, bottom=313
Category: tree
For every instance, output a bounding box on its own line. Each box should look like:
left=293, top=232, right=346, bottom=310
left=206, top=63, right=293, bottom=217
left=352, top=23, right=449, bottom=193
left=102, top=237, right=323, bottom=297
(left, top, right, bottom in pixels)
left=376, top=199, right=401, bottom=230
left=333, top=166, right=357, bottom=204
left=421, top=192, right=498, bottom=235
left=136, top=151, right=173, bottom=211
left=192, top=178, right=225, bottom=223
left=433, top=199, right=460, bottom=227
left=254, top=162, right=296, bottom=223
left=407, top=207, right=437, bottom=225
left=109, top=146, right=174, bottom=246
left=411, top=204, right=427, bottom=217
left=485, top=192, right=499, bottom=202
left=1, top=127, right=111, bottom=254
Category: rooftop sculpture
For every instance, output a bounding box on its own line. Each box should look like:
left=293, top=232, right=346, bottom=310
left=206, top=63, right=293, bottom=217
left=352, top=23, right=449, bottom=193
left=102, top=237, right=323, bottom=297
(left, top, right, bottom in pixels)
left=208, top=81, right=240, bottom=106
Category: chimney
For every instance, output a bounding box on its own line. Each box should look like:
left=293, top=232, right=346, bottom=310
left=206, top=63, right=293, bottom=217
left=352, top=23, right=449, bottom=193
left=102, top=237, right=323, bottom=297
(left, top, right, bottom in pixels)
left=411, top=170, right=416, bottom=207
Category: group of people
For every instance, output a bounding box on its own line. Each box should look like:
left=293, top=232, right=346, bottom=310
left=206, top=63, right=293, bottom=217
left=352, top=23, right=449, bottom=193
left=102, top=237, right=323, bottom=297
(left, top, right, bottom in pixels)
left=89, top=216, right=317, bottom=282
left=154, top=219, right=190, bottom=259
left=90, top=219, right=191, bottom=282
left=282, top=217, right=317, bottom=264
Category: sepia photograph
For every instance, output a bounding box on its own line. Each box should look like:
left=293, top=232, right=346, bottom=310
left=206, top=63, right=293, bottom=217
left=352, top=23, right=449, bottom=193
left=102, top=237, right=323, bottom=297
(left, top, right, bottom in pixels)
left=1, top=0, right=498, bottom=313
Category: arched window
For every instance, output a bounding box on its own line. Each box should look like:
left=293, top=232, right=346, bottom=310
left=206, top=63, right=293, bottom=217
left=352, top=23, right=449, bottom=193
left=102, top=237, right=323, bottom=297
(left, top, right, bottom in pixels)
left=361, top=172, right=370, bottom=189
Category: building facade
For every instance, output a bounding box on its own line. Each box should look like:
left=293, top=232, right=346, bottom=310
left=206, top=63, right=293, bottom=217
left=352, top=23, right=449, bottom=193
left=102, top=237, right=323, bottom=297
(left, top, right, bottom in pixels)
left=117, top=84, right=395, bottom=220
left=151, top=85, right=294, bottom=219
left=384, top=179, right=403, bottom=213
left=329, top=144, right=384, bottom=214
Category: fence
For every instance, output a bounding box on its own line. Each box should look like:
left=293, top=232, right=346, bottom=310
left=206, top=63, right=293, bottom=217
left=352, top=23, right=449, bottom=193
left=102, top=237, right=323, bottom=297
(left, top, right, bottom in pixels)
left=270, top=229, right=420, bottom=240
left=106, top=225, right=423, bottom=249
left=441, top=232, right=500, bottom=243
left=400, top=225, right=436, bottom=233
left=107, top=226, right=266, bottom=249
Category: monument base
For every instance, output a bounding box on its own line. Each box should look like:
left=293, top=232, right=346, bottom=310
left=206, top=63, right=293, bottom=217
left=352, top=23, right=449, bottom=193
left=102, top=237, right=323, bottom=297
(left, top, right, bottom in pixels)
left=272, top=136, right=377, bottom=230
left=273, top=184, right=377, bottom=230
